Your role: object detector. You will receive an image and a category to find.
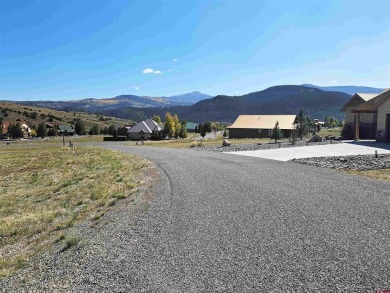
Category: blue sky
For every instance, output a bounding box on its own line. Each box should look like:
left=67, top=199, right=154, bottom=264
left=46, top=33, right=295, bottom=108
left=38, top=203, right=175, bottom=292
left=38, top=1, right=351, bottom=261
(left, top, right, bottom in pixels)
left=0, top=0, right=389, bottom=101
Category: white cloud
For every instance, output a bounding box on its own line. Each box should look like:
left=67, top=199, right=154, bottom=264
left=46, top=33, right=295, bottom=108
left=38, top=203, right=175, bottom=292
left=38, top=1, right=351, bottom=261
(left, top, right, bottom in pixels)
left=143, top=68, right=163, bottom=74
left=134, top=86, right=140, bottom=90
left=168, top=69, right=173, bottom=72
left=330, top=80, right=338, bottom=84
left=173, top=58, right=179, bottom=62
left=143, top=68, right=154, bottom=74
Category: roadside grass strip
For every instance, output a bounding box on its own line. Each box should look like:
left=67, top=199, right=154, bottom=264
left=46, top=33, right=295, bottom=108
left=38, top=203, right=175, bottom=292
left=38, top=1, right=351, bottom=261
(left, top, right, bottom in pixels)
left=0, top=145, right=148, bottom=278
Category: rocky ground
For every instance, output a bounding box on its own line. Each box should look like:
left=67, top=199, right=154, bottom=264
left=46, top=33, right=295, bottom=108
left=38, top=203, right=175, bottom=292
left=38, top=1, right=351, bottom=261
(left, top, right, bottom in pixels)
left=192, top=140, right=340, bottom=152
left=291, top=153, right=390, bottom=171
left=192, top=140, right=390, bottom=171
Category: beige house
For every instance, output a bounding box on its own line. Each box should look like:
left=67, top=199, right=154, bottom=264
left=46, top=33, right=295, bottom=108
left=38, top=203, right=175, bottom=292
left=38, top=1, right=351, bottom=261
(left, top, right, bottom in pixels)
left=341, top=92, right=379, bottom=139
left=352, top=89, right=390, bottom=142
left=228, top=115, right=296, bottom=138
left=341, top=93, right=378, bottom=124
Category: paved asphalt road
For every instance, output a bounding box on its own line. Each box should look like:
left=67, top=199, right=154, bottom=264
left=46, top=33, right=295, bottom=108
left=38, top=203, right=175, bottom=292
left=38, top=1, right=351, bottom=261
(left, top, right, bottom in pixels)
left=102, top=145, right=390, bottom=292
left=2, top=144, right=389, bottom=292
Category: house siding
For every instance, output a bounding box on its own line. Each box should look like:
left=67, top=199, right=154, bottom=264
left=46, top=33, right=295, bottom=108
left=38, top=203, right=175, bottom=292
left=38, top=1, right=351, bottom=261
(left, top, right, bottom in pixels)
left=229, top=128, right=292, bottom=139
left=376, top=99, right=390, bottom=142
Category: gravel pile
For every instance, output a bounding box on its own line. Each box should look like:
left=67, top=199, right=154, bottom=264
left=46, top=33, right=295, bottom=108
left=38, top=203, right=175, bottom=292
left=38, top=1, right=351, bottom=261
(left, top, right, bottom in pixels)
left=291, top=154, right=390, bottom=171
left=192, top=140, right=340, bottom=152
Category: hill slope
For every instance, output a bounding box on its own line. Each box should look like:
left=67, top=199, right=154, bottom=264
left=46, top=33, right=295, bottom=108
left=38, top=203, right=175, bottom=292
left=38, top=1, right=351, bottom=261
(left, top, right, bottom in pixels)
left=12, top=91, right=211, bottom=112
left=302, top=84, right=385, bottom=95
left=0, top=101, right=134, bottom=132
left=101, top=85, right=351, bottom=123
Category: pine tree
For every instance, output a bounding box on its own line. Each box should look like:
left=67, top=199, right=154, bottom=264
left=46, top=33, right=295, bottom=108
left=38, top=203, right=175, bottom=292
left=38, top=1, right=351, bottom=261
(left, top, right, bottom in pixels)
left=37, top=122, right=47, bottom=138
left=271, top=121, right=283, bottom=143
left=74, top=119, right=86, bottom=135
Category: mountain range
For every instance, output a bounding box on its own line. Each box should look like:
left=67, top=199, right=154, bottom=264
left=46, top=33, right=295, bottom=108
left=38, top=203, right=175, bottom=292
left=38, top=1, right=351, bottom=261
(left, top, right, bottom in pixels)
left=101, top=85, right=351, bottom=122
left=15, top=91, right=212, bottom=112
left=302, top=84, right=385, bottom=95
left=6, top=84, right=385, bottom=123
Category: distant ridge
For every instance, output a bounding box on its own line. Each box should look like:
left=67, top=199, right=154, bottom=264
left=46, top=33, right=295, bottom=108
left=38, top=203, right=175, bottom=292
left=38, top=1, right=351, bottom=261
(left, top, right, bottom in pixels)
left=302, top=84, right=385, bottom=95
left=10, top=91, right=211, bottom=112
left=101, top=85, right=351, bottom=123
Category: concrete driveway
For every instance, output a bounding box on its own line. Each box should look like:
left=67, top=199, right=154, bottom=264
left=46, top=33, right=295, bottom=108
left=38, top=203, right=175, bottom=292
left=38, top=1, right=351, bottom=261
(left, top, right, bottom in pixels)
left=225, top=140, right=390, bottom=161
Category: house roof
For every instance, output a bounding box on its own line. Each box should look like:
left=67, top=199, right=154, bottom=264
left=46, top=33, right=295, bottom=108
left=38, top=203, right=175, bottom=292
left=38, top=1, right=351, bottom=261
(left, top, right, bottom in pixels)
left=352, top=89, right=390, bottom=113
left=185, top=122, right=198, bottom=130
left=58, top=125, right=75, bottom=132
left=228, top=115, right=296, bottom=130
left=340, top=92, right=379, bottom=111
left=128, top=119, right=164, bottom=134
left=144, top=119, right=164, bottom=132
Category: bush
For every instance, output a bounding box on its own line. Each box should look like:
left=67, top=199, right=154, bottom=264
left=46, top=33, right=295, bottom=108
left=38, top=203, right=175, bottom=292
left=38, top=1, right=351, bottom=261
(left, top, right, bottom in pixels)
left=63, top=235, right=81, bottom=251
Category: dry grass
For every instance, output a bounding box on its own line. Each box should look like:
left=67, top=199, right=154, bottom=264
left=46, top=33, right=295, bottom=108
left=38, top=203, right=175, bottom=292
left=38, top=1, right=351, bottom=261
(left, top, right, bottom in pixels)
left=134, top=134, right=275, bottom=149
left=344, top=169, right=390, bottom=182
left=0, top=101, right=134, bottom=130
left=0, top=144, right=148, bottom=278
left=318, top=127, right=341, bottom=137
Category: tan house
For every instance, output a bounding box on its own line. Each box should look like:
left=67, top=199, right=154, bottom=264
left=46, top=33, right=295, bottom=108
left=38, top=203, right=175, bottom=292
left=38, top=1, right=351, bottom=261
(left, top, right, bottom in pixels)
left=352, top=89, right=390, bottom=142
left=341, top=93, right=379, bottom=139
left=228, top=115, right=296, bottom=138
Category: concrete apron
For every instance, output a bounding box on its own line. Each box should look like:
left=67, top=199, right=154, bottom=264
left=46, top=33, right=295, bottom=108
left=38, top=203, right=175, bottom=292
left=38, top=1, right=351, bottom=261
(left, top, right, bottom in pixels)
left=224, top=141, right=390, bottom=162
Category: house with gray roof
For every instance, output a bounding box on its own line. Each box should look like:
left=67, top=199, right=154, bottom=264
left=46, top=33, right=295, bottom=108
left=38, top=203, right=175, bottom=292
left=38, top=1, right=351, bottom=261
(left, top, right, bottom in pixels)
left=127, top=119, right=164, bottom=140
left=58, top=125, right=75, bottom=136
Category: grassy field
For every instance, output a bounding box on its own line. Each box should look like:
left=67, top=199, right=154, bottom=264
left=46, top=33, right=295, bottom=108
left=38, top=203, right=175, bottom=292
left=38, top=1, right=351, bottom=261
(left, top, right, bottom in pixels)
left=0, top=143, right=149, bottom=278
left=136, top=133, right=276, bottom=148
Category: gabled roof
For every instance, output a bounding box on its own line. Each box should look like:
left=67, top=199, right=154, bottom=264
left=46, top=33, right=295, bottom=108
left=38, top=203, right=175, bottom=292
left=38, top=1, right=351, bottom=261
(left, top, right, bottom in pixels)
left=340, top=92, right=379, bottom=111
left=143, top=119, right=163, bottom=132
left=128, top=121, right=152, bottom=134
left=228, top=115, right=296, bottom=130
left=58, top=125, right=75, bottom=133
left=352, top=89, right=390, bottom=113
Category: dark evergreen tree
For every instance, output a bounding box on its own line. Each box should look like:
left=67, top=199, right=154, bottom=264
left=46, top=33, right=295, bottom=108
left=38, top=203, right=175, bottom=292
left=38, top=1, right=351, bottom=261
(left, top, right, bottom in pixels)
left=271, top=121, right=283, bottom=143
left=108, top=125, right=116, bottom=135
left=48, top=127, right=58, bottom=137
left=74, top=119, right=86, bottom=135
left=37, top=122, right=47, bottom=138
left=8, top=123, right=24, bottom=139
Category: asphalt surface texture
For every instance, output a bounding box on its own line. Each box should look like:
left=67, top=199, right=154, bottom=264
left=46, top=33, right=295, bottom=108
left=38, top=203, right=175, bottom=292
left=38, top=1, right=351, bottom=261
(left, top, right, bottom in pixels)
left=2, top=144, right=389, bottom=292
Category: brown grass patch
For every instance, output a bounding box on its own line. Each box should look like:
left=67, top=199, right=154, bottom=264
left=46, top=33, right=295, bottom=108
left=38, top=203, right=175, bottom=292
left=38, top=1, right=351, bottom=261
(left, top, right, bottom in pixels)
left=0, top=144, right=148, bottom=278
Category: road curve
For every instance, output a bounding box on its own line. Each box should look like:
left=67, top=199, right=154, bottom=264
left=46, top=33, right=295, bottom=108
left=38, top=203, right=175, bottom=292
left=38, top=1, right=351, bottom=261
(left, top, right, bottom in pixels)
left=103, top=145, right=390, bottom=292
left=2, top=144, right=389, bottom=292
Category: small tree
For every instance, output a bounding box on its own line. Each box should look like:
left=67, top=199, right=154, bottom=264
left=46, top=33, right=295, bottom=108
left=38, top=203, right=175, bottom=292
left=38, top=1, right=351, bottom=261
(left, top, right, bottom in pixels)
left=200, top=128, right=206, bottom=139
left=164, top=113, right=176, bottom=138
left=48, top=127, right=58, bottom=137
left=194, top=125, right=198, bottom=133
left=152, top=115, right=162, bottom=124
left=108, top=125, right=116, bottom=135
left=37, top=122, right=47, bottom=138
left=271, top=121, right=283, bottom=143
left=89, top=124, right=100, bottom=135
left=74, top=119, right=86, bottom=135
left=8, top=123, right=24, bottom=139
left=179, top=121, right=188, bottom=138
